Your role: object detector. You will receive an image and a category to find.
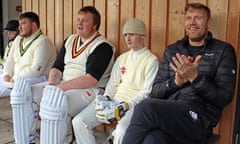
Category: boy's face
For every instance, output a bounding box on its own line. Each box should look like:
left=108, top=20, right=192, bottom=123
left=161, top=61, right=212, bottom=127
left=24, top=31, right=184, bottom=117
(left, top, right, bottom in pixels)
left=76, top=12, right=97, bottom=40
left=7, top=30, right=18, bottom=40
left=124, top=33, right=145, bottom=50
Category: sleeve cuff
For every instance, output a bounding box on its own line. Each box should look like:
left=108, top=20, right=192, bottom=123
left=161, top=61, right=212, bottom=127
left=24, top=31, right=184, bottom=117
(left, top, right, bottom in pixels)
left=166, top=78, right=180, bottom=89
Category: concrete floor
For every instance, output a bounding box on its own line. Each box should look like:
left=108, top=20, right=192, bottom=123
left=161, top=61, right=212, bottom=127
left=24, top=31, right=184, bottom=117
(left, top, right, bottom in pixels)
left=0, top=96, right=108, bottom=144
left=0, top=97, right=14, bottom=144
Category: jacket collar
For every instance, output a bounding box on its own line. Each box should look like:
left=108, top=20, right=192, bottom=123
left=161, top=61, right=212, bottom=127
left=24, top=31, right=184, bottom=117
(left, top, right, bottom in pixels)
left=178, top=31, right=213, bottom=49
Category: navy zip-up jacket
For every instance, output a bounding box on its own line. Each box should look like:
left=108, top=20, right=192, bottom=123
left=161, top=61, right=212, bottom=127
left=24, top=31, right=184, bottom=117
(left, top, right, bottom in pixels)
left=151, top=32, right=237, bottom=131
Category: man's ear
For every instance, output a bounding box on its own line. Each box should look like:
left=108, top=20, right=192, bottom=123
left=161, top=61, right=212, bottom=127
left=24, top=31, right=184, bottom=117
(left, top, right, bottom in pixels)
left=93, top=24, right=97, bottom=31
left=31, top=22, right=38, bottom=30
left=207, top=18, right=212, bottom=28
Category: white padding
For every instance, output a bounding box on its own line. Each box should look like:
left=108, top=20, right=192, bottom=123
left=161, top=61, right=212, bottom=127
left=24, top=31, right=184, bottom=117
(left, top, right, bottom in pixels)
left=39, top=85, right=68, bottom=144
left=10, top=77, right=35, bottom=144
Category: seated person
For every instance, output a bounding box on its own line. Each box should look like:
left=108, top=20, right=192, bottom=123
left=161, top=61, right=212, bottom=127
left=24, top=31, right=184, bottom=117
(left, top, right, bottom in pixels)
left=11, top=6, right=115, bottom=144
left=0, top=12, right=56, bottom=97
left=72, top=18, right=159, bottom=144
left=123, top=3, right=237, bottom=144
left=2, top=19, right=19, bottom=65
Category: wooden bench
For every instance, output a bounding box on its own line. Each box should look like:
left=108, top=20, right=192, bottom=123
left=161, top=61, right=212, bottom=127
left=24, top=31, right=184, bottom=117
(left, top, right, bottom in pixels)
left=95, top=123, right=116, bottom=134
left=206, top=134, right=220, bottom=144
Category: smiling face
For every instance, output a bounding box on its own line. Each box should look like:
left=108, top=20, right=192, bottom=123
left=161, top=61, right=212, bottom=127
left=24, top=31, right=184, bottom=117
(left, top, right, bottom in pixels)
left=185, top=7, right=211, bottom=46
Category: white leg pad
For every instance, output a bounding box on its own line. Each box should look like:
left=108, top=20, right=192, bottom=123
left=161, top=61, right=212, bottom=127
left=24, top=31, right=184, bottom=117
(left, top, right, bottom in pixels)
left=10, top=77, right=36, bottom=144
left=39, top=85, right=68, bottom=144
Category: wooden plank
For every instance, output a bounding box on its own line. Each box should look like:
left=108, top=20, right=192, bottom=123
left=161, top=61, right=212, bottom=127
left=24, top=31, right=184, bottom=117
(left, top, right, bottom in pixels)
left=32, top=0, right=39, bottom=14
left=22, top=0, right=26, bottom=12
left=72, top=0, right=83, bottom=34
left=151, top=0, right=168, bottom=59
left=83, top=0, right=93, bottom=6
left=216, top=1, right=240, bottom=144
left=95, top=0, right=107, bottom=36
left=167, top=0, right=185, bottom=45
left=63, top=0, right=73, bottom=40
left=119, top=0, right=134, bottom=55
left=208, top=1, right=229, bottom=143
left=135, top=0, right=150, bottom=48
left=106, top=0, right=120, bottom=53
left=55, top=0, right=64, bottom=52
left=187, top=0, right=207, bottom=4
left=25, top=0, right=32, bottom=12
left=39, top=0, right=47, bottom=34
left=208, top=0, right=228, bottom=40
left=226, top=0, right=240, bottom=48
left=46, top=0, right=55, bottom=44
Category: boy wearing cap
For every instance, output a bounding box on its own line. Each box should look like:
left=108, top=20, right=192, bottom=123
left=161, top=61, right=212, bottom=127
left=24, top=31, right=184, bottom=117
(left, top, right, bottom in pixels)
left=2, top=20, right=19, bottom=63
left=72, top=18, right=159, bottom=144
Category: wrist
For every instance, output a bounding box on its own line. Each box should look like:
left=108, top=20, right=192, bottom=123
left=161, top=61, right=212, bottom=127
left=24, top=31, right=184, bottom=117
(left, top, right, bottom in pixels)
left=166, top=78, right=181, bottom=89
left=175, top=79, right=184, bottom=86
left=189, top=73, right=199, bottom=83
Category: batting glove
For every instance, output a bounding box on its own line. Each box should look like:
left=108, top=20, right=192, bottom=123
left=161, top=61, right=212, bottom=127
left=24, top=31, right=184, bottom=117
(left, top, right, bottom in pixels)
left=115, top=101, right=129, bottom=121
left=96, top=100, right=117, bottom=124
left=95, top=95, right=113, bottom=111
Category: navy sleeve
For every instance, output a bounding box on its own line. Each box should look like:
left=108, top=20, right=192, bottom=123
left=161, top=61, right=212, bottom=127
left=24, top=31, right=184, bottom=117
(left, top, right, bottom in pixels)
left=86, top=43, right=114, bottom=80
left=52, top=39, right=67, bottom=72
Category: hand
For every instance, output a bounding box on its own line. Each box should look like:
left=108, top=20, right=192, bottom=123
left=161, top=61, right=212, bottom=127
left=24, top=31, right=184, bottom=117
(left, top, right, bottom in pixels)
left=3, top=75, right=12, bottom=82
left=96, top=99, right=117, bottom=124
left=48, top=68, right=62, bottom=85
left=170, top=53, right=201, bottom=85
left=95, top=95, right=112, bottom=111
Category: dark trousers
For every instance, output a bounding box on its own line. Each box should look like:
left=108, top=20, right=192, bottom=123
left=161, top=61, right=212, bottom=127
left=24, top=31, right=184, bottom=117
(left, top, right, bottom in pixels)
left=123, top=99, right=209, bottom=144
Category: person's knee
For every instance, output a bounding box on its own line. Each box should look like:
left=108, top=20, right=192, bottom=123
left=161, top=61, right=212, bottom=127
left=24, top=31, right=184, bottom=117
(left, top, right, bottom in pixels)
left=72, top=116, right=82, bottom=128
left=143, top=129, right=174, bottom=144
left=72, top=114, right=91, bottom=131
left=133, top=99, right=152, bottom=118
left=114, top=124, right=125, bottom=137
left=112, top=125, right=126, bottom=144
left=39, top=85, right=68, bottom=120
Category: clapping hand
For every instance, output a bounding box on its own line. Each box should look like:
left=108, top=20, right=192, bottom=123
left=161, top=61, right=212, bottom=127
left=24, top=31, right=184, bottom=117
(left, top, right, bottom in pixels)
left=170, top=53, right=201, bottom=86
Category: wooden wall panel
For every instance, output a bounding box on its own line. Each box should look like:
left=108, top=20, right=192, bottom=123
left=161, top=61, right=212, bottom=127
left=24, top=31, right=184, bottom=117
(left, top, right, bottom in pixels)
left=119, top=0, right=134, bottom=54
left=72, top=0, right=83, bottom=34
left=168, top=0, right=185, bottom=44
left=188, top=0, right=207, bottom=4
left=83, top=0, right=93, bottom=6
left=94, top=0, right=107, bottom=36
left=22, top=0, right=26, bottom=12
left=39, top=0, right=47, bottom=34
left=106, top=0, right=120, bottom=53
left=54, top=0, right=63, bottom=51
left=208, top=0, right=229, bottom=40
left=25, top=0, right=32, bottom=12
left=46, top=0, right=55, bottom=44
left=63, top=0, right=73, bottom=39
left=21, top=0, right=240, bottom=144
left=135, top=0, right=151, bottom=47
left=227, top=0, right=240, bottom=48
left=151, top=0, right=167, bottom=59
left=31, top=0, right=39, bottom=14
